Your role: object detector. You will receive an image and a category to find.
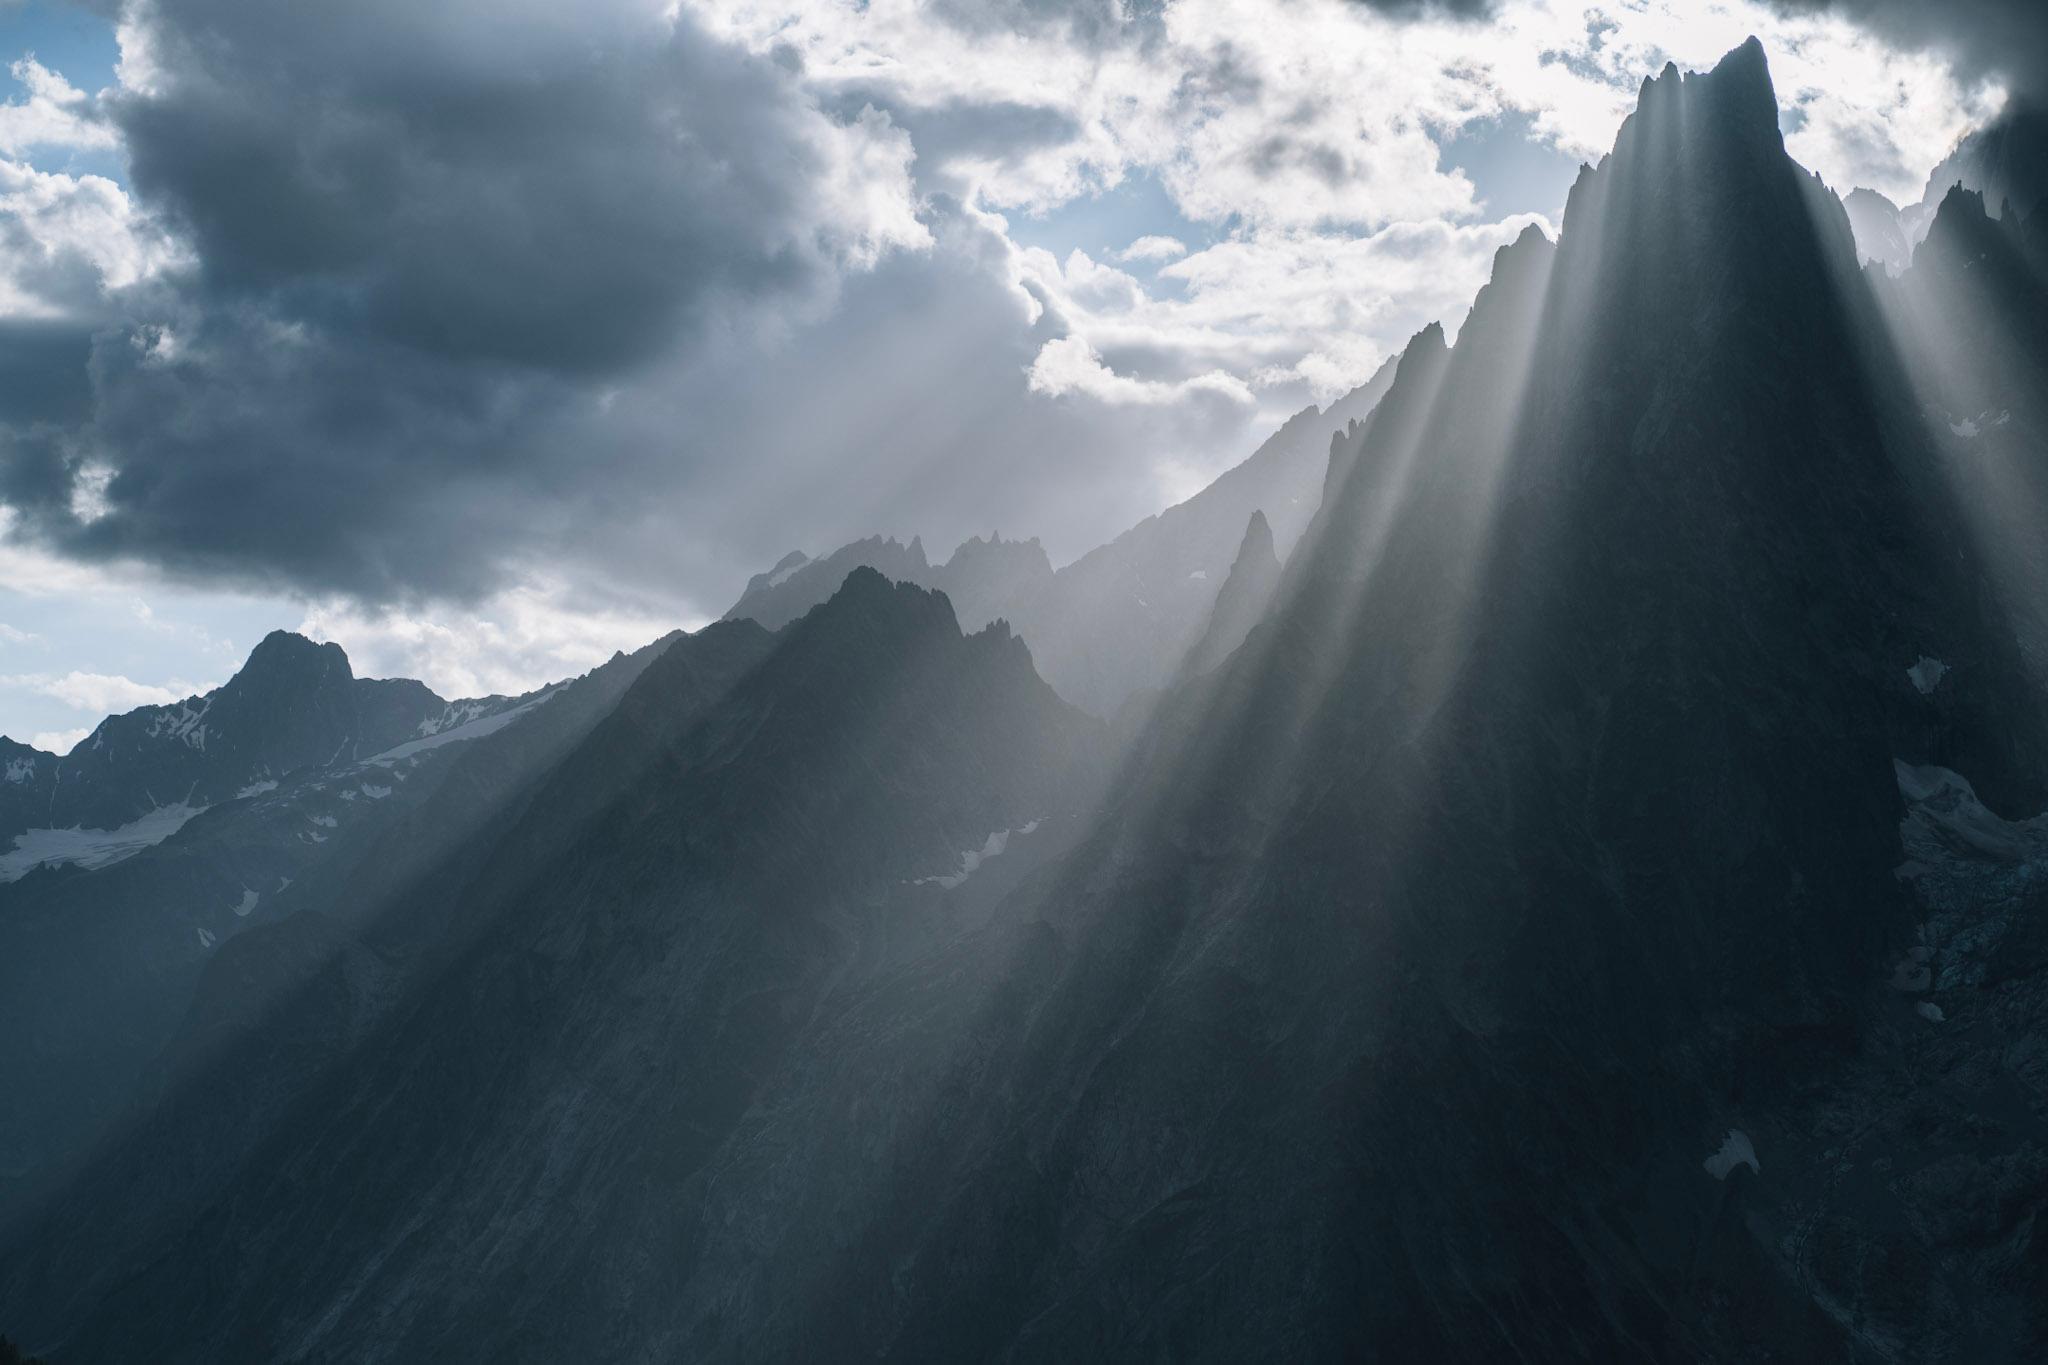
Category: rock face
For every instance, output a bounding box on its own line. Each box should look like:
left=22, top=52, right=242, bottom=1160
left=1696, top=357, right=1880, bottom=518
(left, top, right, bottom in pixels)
left=6, top=38, right=2048, bottom=1364
left=1180, top=509, right=1281, bottom=677
left=661, top=39, right=2045, bottom=1358
left=722, top=359, right=1400, bottom=717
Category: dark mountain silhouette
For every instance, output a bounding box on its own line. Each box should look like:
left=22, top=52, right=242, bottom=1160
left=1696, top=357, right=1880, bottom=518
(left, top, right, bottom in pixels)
left=0, top=631, right=458, bottom=849
left=1842, top=101, right=2048, bottom=270
left=5, top=36, right=2048, bottom=1365
left=1921, top=98, right=2048, bottom=228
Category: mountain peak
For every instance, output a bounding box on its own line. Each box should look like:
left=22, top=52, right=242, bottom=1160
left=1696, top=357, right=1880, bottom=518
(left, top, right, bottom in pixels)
left=1237, top=508, right=1274, bottom=562
left=235, top=630, right=352, bottom=689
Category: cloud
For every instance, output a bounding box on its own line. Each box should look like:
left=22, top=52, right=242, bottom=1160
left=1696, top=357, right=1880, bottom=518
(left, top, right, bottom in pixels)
left=0, top=0, right=2015, bottom=647
left=1115, top=234, right=1188, bottom=262
left=30, top=726, right=89, bottom=754
left=1, top=668, right=203, bottom=712
left=1027, top=334, right=1256, bottom=406
left=0, top=622, right=36, bottom=644
left=0, top=57, right=116, bottom=157
left=0, top=0, right=931, bottom=605
left=297, top=578, right=693, bottom=702
left=0, top=159, right=182, bottom=317
left=1769, top=0, right=2048, bottom=97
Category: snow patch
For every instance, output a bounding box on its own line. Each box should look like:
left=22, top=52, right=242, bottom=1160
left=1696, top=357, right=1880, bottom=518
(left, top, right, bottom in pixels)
left=196, top=926, right=215, bottom=948
left=371, top=689, right=556, bottom=764
left=308, top=814, right=337, bottom=828
left=415, top=697, right=496, bottom=738
left=1187, top=569, right=1209, bottom=581
left=916, top=819, right=1042, bottom=890
left=0, top=802, right=208, bottom=882
left=276, top=876, right=293, bottom=892
left=145, top=698, right=211, bottom=750
left=1915, top=1001, right=1946, bottom=1023
left=768, top=555, right=810, bottom=588
left=231, top=887, right=259, bottom=917
left=360, top=782, right=392, bottom=799
left=1907, top=656, right=1947, bottom=694
left=4, top=756, right=35, bottom=784
left=1950, top=417, right=1980, bottom=438
left=1703, top=1129, right=1759, bottom=1180
left=236, top=779, right=278, bottom=799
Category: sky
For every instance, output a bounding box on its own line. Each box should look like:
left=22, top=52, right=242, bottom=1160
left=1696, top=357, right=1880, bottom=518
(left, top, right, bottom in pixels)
left=0, top=0, right=2032, bottom=748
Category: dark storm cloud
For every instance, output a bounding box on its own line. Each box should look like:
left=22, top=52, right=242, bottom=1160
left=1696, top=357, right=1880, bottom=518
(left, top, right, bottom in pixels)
left=1772, top=0, right=2048, bottom=96
left=1, top=0, right=933, bottom=602
left=113, top=0, right=865, bottom=375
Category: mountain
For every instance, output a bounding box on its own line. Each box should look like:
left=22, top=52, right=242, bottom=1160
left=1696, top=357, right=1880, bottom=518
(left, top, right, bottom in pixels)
left=1921, top=99, right=2048, bottom=227
left=719, top=534, right=934, bottom=633
left=552, top=39, right=2043, bottom=1358
left=0, top=631, right=503, bottom=880
left=1869, top=183, right=2048, bottom=675
left=723, top=357, right=1401, bottom=717
left=1841, top=102, right=2048, bottom=271
left=1179, top=509, right=1280, bottom=678
left=0, top=571, right=1108, bottom=1359
left=1842, top=185, right=1912, bottom=272
left=7, top=37, right=2048, bottom=1364
left=0, top=628, right=682, bottom=1234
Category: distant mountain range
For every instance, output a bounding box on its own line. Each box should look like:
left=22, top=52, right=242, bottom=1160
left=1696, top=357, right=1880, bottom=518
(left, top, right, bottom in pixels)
left=723, top=355, right=1396, bottom=717
left=3, top=37, right=2047, bottom=1363
left=1843, top=99, right=2048, bottom=273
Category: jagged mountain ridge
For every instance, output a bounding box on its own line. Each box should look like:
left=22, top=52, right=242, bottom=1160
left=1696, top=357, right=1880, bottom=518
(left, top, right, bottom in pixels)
left=723, top=356, right=1400, bottom=716
left=555, top=39, right=2048, bottom=1358
left=3, top=36, right=2048, bottom=1365
left=1841, top=100, right=2048, bottom=270
left=0, top=570, right=1110, bottom=1360
left=0, top=630, right=546, bottom=870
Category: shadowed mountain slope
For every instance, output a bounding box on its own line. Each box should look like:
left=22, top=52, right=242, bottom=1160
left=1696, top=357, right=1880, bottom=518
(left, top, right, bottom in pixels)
left=0, top=572, right=1106, bottom=1360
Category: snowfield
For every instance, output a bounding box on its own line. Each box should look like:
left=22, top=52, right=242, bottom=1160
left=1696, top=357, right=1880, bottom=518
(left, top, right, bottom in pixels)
left=0, top=803, right=208, bottom=883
